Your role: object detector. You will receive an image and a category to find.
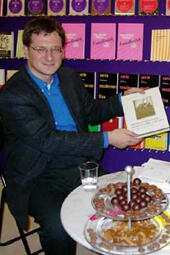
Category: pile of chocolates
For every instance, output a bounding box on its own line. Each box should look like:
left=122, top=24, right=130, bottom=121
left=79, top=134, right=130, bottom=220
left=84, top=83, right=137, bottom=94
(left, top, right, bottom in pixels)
left=92, top=177, right=166, bottom=220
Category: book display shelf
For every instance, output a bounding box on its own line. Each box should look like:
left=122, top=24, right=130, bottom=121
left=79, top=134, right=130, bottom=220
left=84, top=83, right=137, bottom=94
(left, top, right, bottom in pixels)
left=0, top=0, right=170, bottom=172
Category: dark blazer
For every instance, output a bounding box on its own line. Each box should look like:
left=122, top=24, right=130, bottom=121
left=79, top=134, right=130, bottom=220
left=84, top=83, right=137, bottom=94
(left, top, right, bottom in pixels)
left=0, top=65, right=123, bottom=229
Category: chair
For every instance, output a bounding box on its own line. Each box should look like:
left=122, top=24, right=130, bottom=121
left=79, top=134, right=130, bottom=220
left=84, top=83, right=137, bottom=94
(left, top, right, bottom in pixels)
left=0, top=149, right=43, bottom=255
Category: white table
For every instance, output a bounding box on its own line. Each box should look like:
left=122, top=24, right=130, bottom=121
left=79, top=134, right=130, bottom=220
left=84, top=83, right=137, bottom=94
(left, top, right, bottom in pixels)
left=61, top=172, right=170, bottom=255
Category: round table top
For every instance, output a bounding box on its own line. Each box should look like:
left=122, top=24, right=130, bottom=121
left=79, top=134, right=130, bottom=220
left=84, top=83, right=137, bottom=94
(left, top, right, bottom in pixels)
left=60, top=172, right=170, bottom=255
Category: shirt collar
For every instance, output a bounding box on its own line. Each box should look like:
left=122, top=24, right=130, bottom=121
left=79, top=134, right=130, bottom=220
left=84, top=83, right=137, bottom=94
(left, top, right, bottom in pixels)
left=25, top=64, right=59, bottom=90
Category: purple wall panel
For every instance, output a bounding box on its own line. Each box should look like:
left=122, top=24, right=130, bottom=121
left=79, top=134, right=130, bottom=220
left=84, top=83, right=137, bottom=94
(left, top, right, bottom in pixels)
left=0, top=4, right=170, bottom=172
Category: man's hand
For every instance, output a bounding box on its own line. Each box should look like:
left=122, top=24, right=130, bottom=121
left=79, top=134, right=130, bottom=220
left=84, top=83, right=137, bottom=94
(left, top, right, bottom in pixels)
left=124, top=88, right=145, bottom=96
left=108, top=129, right=142, bottom=149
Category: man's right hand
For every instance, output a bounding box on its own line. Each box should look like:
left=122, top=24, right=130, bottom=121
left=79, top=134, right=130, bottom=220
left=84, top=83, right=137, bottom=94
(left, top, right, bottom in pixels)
left=108, top=129, right=142, bottom=149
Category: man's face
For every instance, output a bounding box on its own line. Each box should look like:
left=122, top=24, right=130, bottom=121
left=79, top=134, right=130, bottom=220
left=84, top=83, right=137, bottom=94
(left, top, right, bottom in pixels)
left=24, top=31, right=64, bottom=82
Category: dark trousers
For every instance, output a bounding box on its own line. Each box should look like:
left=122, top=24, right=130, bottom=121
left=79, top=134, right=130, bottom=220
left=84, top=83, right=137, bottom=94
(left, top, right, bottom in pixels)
left=29, top=166, right=81, bottom=255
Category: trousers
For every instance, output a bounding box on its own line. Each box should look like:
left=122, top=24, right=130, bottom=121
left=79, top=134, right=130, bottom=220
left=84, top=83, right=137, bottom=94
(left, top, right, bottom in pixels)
left=29, top=166, right=81, bottom=255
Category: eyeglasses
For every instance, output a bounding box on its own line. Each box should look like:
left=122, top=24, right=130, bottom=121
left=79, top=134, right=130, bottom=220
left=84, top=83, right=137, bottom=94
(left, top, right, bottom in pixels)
left=30, top=46, right=63, bottom=56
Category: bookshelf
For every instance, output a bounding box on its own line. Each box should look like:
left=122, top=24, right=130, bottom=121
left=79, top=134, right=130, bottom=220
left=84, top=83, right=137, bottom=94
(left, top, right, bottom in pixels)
left=0, top=0, right=170, bottom=172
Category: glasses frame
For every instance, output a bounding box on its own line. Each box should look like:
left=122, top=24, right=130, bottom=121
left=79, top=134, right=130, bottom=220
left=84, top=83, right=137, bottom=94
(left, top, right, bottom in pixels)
left=30, top=46, right=64, bottom=56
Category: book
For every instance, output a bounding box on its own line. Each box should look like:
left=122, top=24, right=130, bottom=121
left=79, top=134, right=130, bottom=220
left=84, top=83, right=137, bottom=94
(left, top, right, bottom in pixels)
left=160, top=75, right=170, bottom=106
left=98, top=72, right=118, bottom=99
left=47, top=0, right=66, bottom=16
left=118, top=73, right=138, bottom=94
left=0, top=32, right=14, bottom=58
left=91, top=0, right=112, bottom=15
left=25, top=0, right=45, bottom=15
left=114, top=0, right=135, bottom=15
left=6, top=69, right=18, bottom=80
left=0, top=69, right=5, bottom=88
left=121, top=87, right=170, bottom=138
left=90, top=23, right=116, bottom=60
left=69, top=0, right=89, bottom=15
left=151, top=29, right=170, bottom=61
left=7, top=0, right=25, bottom=16
left=138, top=0, right=159, bottom=16
left=144, top=132, right=168, bottom=151
left=123, top=119, right=145, bottom=148
left=166, top=0, right=170, bottom=15
left=102, top=117, right=119, bottom=131
left=138, top=74, right=160, bottom=89
left=88, top=124, right=100, bottom=132
left=16, top=30, right=24, bottom=58
left=117, top=23, right=144, bottom=61
left=79, top=71, right=96, bottom=98
left=62, top=23, right=85, bottom=59
left=0, top=0, right=4, bottom=16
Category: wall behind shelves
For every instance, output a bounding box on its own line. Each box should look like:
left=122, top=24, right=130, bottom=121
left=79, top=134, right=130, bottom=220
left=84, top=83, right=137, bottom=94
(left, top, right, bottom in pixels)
left=0, top=2, right=170, bottom=170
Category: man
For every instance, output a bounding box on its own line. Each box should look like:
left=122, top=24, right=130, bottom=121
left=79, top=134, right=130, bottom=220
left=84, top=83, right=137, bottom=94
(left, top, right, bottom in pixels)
left=0, top=17, right=142, bottom=255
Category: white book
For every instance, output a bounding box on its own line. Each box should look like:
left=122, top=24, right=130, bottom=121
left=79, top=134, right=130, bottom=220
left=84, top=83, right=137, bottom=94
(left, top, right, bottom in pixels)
left=122, top=87, right=170, bottom=138
left=0, top=69, right=5, bottom=87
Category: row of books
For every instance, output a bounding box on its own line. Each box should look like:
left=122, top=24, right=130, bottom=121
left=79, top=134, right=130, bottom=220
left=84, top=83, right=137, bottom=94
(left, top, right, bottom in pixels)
left=79, top=72, right=170, bottom=107
left=1, top=24, right=170, bottom=62
left=0, top=0, right=170, bottom=17
left=0, top=70, right=170, bottom=107
left=0, top=68, right=169, bottom=151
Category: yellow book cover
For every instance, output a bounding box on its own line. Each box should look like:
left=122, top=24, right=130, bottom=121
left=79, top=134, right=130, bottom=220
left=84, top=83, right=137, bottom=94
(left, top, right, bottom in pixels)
left=6, top=70, right=18, bottom=81
left=151, top=29, right=170, bottom=61
left=16, top=30, right=25, bottom=58
left=7, top=0, right=25, bottom=16
left=0, top=32, right=14, bottom=58
left=144, top=132, right=168, bottom=151
left=47, top=0, right=66, bottom=16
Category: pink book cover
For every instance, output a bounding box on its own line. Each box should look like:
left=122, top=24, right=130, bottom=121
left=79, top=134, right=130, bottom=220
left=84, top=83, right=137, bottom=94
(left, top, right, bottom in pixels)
left=90, top=23, right=116, bottom=60
left=117, top=23, right=144, bottom=60
left=62, top=23, right=85, bottom=59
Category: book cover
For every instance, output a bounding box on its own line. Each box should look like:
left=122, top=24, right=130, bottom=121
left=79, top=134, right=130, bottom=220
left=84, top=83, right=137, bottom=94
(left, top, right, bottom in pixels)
left=91, top=0, right=112, bottom=15
left=151, top=29, right=170, bottom=61
left=144, top=132, right=168, bottom=151
left=79, top=71, right=96, bottom=98
left=69, top=0, right=89, bottom=15
left=122, top=87, right=170, bottom=138
left=123, top=120, right=145, bottom=148
left=88, top=124, right=100, bottom=132
left=16, top=29, right=24, bottom=58
left=47, top=0, right=66, bottom=16
left=139, top=0, right=159, bottom=16
left=98, top=72, right=117, bottom=99
left=139, top=74, right=160, bottom=89
left=0, top=32, right=14, bottom=58
left=115, top=0, right=135, bottom=15
left=7, top=0, right=25, bottom=16
left=166, top=0, right=170, bottom=15
left=0, top=69, right=5, bottom=88
left=0, top=0, right=4, bottom=16
left=117, top=23, right=144, bottom=61
left=160, top=75, right=170, bottom=106
left=6, top=69, right=18, bottom=80
left=62, top=23, right=85, bottom=59
left=25, top=0, right=45, bottom=15
left=102, top=117, right=119, bottom=131
left=90, top=23, right=116, bottom=60
left=118, top=73, right=138, bottom=94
